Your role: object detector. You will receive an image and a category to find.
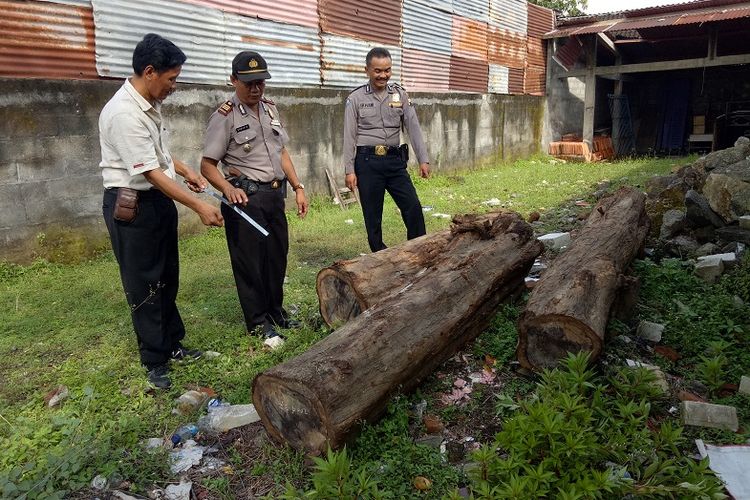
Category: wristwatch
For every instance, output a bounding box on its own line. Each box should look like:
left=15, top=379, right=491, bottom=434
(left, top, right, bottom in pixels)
left=293, top=182, right=305, bottom=191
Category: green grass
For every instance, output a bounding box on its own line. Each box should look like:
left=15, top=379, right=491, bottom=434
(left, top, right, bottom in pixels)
left=0, top=155, right=689, bottom=497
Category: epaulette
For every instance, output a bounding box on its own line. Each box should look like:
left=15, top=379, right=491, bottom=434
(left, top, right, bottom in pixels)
left=348, top=83, right=368, bottom=96
left=261, top=97, right=275, bottom=106
left=217, top=100, right=233, bottom=116
left=392, top=82, right=406, bottom=91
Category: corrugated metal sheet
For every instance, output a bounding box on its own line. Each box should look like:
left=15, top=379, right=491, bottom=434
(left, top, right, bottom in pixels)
left=488, top=63, right=509, bottom=93
left=526, top=36, right=545, bottom=68
left=524, top=66, right=545, bottom=95
left=526, top=2, right=554, bottom=38
left=178, top=0, right=318, bottom=28
left=402, top=48, right=451, bottom=91
left=403, top=0, right=452, bottom=55
left=547, top=3, right=750, bottom=37
left=508, top=67, right=523, bottom=94
left=92, top=0, right=226, bottom=83
left=553, top=35, right=583, bottom=70
left=448, top=55, right=488, bottom=92
left=489, top=0, right=527, bottom=34
left=38, top=0, right=90, bottom=6
left=558, top=0, right=747, bottom=24
left=453, top=0, right=489, bottom=23
left=452, top=16, right=488, bottom=61
left=320, top=0, right=402, bottom=46
left=433, top=0, right=453, bottom=13
left=322, top=33, right=402, bottom=88
left=224, top=13, right=320, bottom=87
left=488, top=26, right=525, bottom=68
left=0, top=0, right=97, bottom=79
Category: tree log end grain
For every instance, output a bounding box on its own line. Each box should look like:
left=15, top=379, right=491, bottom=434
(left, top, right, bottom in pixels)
left=517, top=313, right=601, bottom=371
left=252, top=374, right=331, bottom=452
left=316, top=268, right=366, bottom=327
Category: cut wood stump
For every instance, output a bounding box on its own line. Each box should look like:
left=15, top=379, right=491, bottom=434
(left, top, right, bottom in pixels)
left=253, top=212, right=543, bottom=453
left=316, top=213, right=498, bottom=327
left=517, top=187, right=649, bottom=371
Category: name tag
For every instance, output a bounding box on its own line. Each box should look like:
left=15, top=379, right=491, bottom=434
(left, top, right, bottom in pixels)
left=235, top=124, right=250, bottom=133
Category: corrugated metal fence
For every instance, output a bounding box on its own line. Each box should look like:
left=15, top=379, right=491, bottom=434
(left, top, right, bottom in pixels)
left=0, top=0, right=554, bottom=95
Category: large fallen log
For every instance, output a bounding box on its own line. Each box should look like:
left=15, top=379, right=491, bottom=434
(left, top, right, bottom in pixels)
left=253, top=212, right=543, bottom=453
left=517, top=187, right=649, bottom=372
left=316, top=213, right=497, bottom=327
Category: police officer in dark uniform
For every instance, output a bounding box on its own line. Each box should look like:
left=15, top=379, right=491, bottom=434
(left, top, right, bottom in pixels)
left=343, top=47, right=430, bottom=252
left=201, top=51, right=308, bottom=345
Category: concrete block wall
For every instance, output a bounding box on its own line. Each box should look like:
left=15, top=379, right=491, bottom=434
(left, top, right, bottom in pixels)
left=0, top=78, right=543, bottom=263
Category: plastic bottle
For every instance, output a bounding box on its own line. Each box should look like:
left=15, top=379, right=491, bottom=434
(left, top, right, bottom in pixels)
left=197, top=404, right=260, bottom=433
left=170, top=423, right=199, bottom=447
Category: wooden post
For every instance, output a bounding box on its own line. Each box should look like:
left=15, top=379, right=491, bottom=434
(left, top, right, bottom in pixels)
left=582, top=36, right=598, bottom=158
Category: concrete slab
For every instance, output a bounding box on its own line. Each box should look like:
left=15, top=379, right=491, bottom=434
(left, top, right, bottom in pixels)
left=681, top=401, right=739, bottom=432
left=637, top=320, right=665, bottom=343
left=537, top=232, right=571, bottom=251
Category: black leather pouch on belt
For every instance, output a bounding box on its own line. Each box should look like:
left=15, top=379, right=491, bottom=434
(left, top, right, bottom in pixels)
left=113, top=187, right=138, bottom=222
left=399, top=144, right=409, bottom=162
left=226, top=174, right=259, bottom=196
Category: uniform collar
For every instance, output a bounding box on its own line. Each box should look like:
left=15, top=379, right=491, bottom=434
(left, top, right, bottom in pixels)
left=232, top=94, right=248, bottom=116
left=124, top=78, right=155, bottom=112
left=365, top=83, right=394, bottom=94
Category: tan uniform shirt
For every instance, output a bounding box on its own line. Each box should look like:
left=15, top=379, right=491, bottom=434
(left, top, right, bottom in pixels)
left=99, top=79, right=176, bottom=190
left=342, top=83, right=429, bottom=174
left=203, top=94, right=288, bottom=182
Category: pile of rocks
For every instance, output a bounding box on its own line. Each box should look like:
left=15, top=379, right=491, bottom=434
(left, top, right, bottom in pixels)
left=649, top=136, right=750, bottom=281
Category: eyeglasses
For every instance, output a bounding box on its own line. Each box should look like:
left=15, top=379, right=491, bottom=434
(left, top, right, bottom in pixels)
left=239, top=80, right=266, bottom=89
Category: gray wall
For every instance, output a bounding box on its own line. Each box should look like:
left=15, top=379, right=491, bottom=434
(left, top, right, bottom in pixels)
left=0, top=78, right=543, bottom=263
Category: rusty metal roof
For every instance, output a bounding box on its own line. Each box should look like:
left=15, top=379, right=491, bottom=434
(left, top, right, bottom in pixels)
left=547, top=0, right=750, bottom=38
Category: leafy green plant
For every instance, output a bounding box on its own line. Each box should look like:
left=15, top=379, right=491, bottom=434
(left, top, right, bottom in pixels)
left=280, top=447, right=384, bottom=499
left=458, top=353, right=726, bottom=499
left=696, top=341, right=731, bottom=396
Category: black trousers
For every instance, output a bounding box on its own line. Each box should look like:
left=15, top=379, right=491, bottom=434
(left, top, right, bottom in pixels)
left=222, top=189, right=289, bottom=332
left=354, top=151, right=426, bottom=252
left=103, top=189, right=185, bottom=368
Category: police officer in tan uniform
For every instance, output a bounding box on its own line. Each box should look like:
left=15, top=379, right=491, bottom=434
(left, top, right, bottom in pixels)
left=201, top=51, right=308, bottom=342
left=343, top=47, right=430, bottom=252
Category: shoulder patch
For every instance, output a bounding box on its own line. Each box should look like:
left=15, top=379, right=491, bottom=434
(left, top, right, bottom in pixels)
left=217, top=100, right=233, bottom=116
left=261, top=97, right=275, bottom=106
left=392, top=82, right=405, bottom=91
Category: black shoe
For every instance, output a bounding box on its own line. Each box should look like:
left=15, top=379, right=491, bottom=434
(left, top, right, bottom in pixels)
left=274, top=317, right=302, bottom=329
left=147, top=364, right=171, bottom=389
left=171, top=346, right=203, bottom=360
left=250, top=324, right=287, bottom=340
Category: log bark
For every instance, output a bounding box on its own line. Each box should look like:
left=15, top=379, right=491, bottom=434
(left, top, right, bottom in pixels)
left=316, top=213, right=498, bottom=327
left=253, top=212, right=543, bottom=453
left=517, top=187, right=649, bottom=372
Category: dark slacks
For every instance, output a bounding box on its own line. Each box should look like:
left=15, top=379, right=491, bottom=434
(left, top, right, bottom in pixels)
left=354, top=151, right=426, bottom=252
left=103, top=188, right=185, bottom=368
left=222, top=189, right=289, bottom=332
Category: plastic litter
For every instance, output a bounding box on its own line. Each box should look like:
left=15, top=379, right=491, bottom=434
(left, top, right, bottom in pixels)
left=197, top=403, right=260, bottom=433
left=170, top=424, right=199, bottom=447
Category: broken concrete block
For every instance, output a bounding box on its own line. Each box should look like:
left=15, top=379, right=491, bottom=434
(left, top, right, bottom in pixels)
left=537, top=232, right=571, bottom=251
left=740, top=216, right=750, bottom=230
left=626, top=359, right=669, bottom=392
left=681, top=401, right=739, bottom=432
left=694, top=258, right=725, bottom=283
left=739, top=375, right=750, bottom=396
left=697, top=252, right=738, bottom=267
left=636, top=320, right=665, bottom=343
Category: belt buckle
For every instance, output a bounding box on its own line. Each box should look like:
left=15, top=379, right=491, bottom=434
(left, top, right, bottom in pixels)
left=271, top=179, right=281, bottom=189
left=374, top=145, right=387, bottom=156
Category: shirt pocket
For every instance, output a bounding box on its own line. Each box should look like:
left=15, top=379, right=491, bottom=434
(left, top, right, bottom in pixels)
left=270, top=123, right=288, bottom=149
left=358, top=107, right=380, bottom=128
left=383, top=107, right=403, bottom=128
left=231, top=129, right=258, bottom=157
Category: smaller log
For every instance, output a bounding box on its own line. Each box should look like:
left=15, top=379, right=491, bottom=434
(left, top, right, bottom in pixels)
left=517, top=187, right=649, bottom=371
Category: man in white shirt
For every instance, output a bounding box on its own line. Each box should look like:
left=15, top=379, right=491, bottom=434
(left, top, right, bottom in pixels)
left=99, top=33, right=223, bottom=389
